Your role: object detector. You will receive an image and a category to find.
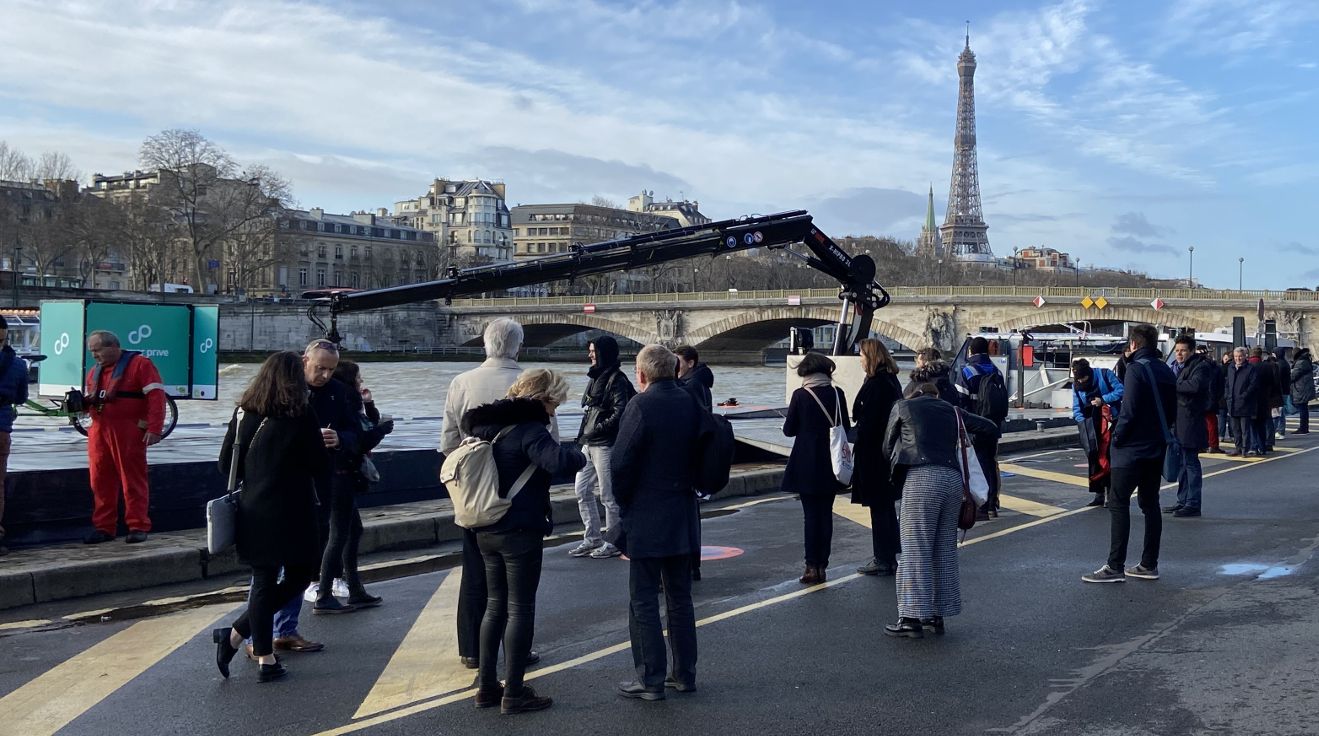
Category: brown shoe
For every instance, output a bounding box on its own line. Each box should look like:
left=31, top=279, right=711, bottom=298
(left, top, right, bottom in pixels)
left=273, top=635, right=324, bottom=653
left=799, top=565, right=821, bottom=585
left=816, top=565, right=827, bottom=583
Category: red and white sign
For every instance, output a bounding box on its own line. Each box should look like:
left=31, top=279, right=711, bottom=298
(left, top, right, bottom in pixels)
left=583, top=304, right=596, bottom=314
left=1033, top=295, right=1046, bottom=308
left=1150, top=298, right=1165, bottom=311
left=787, top=295, right=801, bottom=306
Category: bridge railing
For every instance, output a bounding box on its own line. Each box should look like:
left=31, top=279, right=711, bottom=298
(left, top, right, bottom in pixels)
left=450, top=286, right=1318, bottom=308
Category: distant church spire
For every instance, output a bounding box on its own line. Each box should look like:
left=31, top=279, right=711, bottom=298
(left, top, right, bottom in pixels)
left=916, top=183, right=943, bottom=257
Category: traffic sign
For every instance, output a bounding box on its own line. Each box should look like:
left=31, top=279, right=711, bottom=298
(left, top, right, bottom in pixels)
left=787, top=295, right=801, bottom=306
left=1151, top=297, right=1165, bottom=310
left=1095, top=296, right=1109, bottom=310
left=1033, top=295, right=1046, bottom=308
left=1081, top=296, right=1095, bottom=310
left=583, top=304, right=596, bottom=314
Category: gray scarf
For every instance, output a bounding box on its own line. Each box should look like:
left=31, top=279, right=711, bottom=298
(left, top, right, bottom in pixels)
left=801, top=374, right=833, bottom=390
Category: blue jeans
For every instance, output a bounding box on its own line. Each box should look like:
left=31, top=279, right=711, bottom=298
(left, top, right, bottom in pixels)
left=1176, top=446, right=1202, bottom=511
left=274, top=575, right=303, bottom=638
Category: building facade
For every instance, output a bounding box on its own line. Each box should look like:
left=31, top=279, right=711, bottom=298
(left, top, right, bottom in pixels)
left=626, top=190, right=711, bottom=228
left=1014, top=247, right=1074, bottom=271
left=393, top=178, right=513, bottom=266
left=511, top=203, right=680, bottom=294
left=2, top=178, right=105, bottom=287
left=264, top=208, right=438, bottom=294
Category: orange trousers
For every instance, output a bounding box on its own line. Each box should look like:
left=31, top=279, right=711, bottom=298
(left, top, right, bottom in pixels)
left=89, top=417, right=151, bottom=535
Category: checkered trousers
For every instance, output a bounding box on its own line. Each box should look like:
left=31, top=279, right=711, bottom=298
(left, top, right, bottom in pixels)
left=896, top=464, right=964, bottom=619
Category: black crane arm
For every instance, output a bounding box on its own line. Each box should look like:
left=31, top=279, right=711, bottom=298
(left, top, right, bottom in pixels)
left=316, top=210, right=889, bottom=354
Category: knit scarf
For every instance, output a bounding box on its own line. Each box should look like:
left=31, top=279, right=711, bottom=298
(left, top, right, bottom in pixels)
left=801, top=374, right=833, bottom=390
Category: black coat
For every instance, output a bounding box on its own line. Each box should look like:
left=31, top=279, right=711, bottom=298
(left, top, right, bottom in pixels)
left=308, top=378, right=362, bottom=487
left=610, top=380, right=702, bottom=559
left=678, top=363, right=714, bottom=411
left=1264, top=357, right=1286, bottom=410
left=1207, top=359, right=1227, bottom=412
left=883, top=395, right=998, bottom=477
left=850, top=372, right=902, bottom=505
left=462, top=398, right=587, bottom=536
left=1174, top=354, right=1214, bottom=451
left=781, top=384, right=851, bottom=495
left=1224, top=361, right=1259, bottom=417
left=1111, top=348, right=1177, bottom=467
left=219, top=408, right=328, bottom=568
left=1291, top=350, right=1315, bottom=403
left=577, top=364, right=635, bottom=446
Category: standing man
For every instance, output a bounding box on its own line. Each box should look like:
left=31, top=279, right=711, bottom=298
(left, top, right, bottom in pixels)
left=612, top=345, right=701, bottom=700
left=1273, top=348, right=1292, bottom=439
left=569, top=336, right=634, bottom=560
left=675, top=345, right=714, bottom=580
left=1083, top=324, right=1175, bottom=583
left=0, top=315, right=29, bottom=555
left=1165, top=337, right=1213, bottom=518
left=1224, top=347, right=1259, bottom=457
left=956, top=337, right=1008, bottom=519
left=1291, top=348, right=1314, bottom=434
left=82, top=330, right=165, bottom=544
left=1218, top=352, right=1234, bottom=444
left=439, top=318, right=540, bottom=670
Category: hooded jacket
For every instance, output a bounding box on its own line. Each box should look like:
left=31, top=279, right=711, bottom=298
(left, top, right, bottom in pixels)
left=461, top=397, right=587, bottom=536
left=577, top=336, right=635, bottom=446
left=1291, top=349, right=1315, bottom=404
left=678, top=362, right=714, bottom=411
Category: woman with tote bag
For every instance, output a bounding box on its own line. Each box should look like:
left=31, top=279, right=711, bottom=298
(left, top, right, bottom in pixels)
left=782, top=353, right=851, bottom=585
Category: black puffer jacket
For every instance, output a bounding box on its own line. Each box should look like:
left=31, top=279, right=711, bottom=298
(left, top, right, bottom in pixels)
left=577, top=337, right=636, bottom=446
left=462, top=398, right=587, bottom=536
left=679, top=363, right=714, bottom=411
left=1291, top=349, right=1315, bottom=404
left=883, top=394, right=998, bottom=477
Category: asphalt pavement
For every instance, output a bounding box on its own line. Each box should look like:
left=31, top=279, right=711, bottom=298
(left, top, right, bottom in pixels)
left=1, top=417, right=1316, bottom=736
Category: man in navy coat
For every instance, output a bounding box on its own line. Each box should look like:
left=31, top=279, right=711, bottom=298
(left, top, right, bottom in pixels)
left=610, top=344, right=701, bottom=700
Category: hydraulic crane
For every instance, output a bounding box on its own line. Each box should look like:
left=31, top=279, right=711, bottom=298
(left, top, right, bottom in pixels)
left=309, top=210, right=890, bottom=355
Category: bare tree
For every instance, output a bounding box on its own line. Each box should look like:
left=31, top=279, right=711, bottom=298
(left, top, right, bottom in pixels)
left=105, top=193, right=181, bottom=291
left=33, top=151, right=79, bottom=182
left=223, top=216, right=280, bottom=294
left=589, top=195, right=620, bottom=209
left=0, top=141, right=33, bottom=181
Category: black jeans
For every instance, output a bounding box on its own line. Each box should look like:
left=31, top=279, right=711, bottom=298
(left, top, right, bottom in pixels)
left=457, top=528, right=487, bottom=659
left=1230, top=416, right=1253, bottom=452
left=476, top=529, right=544, bottom=695
left=870, top=501, right=900, bottom=567
left=1107, top=459, right=1163, bottom=571
left=233, top=563, right=317, bottom=657
left=799, top=492, right=836, bottom=567
left=629, top=555, right=697, bottom=689
left=974, top=435, right=1000, bottom=511
left=318, top=480, right=363, bottom=598
left=1299, top=402, right=1311, bottom=433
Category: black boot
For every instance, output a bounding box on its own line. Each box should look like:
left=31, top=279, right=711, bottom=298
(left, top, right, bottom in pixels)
left=884, top=617, right=925, bottom=639
left=347, top=586, right=383, bottom=608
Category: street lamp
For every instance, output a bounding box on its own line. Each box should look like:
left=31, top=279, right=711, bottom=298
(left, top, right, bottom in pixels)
left=1075, top=258, right=1081, bottom=287
left=1238, top=257, right=1244, bottom=293
left=1187, top=246, right=1195, bottom=287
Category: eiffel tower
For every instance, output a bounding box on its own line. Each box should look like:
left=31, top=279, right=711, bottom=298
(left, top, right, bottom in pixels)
left=939, top=25, right=993, bottom=262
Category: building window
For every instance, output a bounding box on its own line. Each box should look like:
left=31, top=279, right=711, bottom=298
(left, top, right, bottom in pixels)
left=351, top=272, right=360, bottom=288
left=317, top=270, right=326, bottom=286
left=298, top=268, right=308, bottom=286
left=317, top=245, right=327, bottom=258
left=335, top=245, right=343, bottom=259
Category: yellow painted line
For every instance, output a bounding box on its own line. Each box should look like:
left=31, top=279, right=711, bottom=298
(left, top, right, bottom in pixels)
left=0, top=619, right=53, bottom=631
left=961, top=505, right=1100, bottom=547
left=1204, top=453, right=1263, bottom=463
left=353, top=569, right=467, bottom=719
left=999, top=462, right=1091, bottom=489
left=0, top=603, right=234, bottom=736
left=1162, top=444, right=1317, bottom=491
left=998, top=494, right=1066, bottom=517
left=1219, top=441, right=1299, bottom=454
left=832, top=501, right=873, bottom=528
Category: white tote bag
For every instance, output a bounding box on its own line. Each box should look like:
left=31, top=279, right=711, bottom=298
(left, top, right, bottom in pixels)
left=806, top=387, right=854, bottom=485
left=956, top=411, right=991, bottom=505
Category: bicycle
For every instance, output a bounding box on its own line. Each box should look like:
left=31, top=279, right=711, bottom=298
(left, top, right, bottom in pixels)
left=17, top=355, right=180, bottom=439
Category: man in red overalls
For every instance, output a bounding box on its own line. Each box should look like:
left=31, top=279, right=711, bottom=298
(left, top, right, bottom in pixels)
left=83, top=330, right=166, bottom=544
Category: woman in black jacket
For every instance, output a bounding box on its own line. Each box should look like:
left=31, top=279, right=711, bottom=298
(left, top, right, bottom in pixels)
left=850, top=339, right=903, bottom=577
left=782, top=353, right=851, bottom=585
left=883, top=380, right=997, bottom=638
left=463, top=368, right=586, bottom=715
left=213, top=351, right=329, bottom=683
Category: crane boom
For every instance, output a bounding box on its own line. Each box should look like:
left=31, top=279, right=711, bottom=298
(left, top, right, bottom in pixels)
left=314, top=210, right=890, bottom=354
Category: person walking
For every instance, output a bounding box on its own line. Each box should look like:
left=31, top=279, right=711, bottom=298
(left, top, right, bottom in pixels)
left=1201, top=346, right=1225, bottom=453
left=956, top=337, right=1008, bottom=519
left=213, top=352, right=330, bottom=683
left=1291, top=348, right=1314, bottom=434
left=1071, top=358, right=1123, bottom=508
left=881, top=380, right=997, bottom=637
left=1083, top=324, right=1175, bottom=584
left=850, top=338, right=903, bottom=576
left=1224, top=347, right=1259, bottom=457
left=1164, top=336, right=1213, bottom=518
left=569, top=336, right=634, bottom=560
left=0, top=316, right=29, bottom=556
left=464, top=369, right=586, bottom=715
left=439, top=318, right=542, bottom=671
left=612, top=345, right=703, bottom=700
left=82, top=330, right=166, bottom=545
left=675, top=344, right=713, bottom=581
left=782, top=352, right=850, bottom=585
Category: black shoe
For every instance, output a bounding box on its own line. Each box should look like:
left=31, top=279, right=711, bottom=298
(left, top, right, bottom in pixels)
left=691, top=568, right=702, bottom=581
left=125, top=530, right=148, bottom=544
left=920, top=617, right=946, bottom=635
left=83, top=530, right=114, bottom=544
left=257, top=662, right=287, bottom=683
left=460, top=656, right=479, bottom=670
left=618, top=681, right=666, bottom=701
left=475, top=685, right=504, bottom=709
left=0, top=534, right=8, bottom=556
left=347, top=590, right=383, bottom=608
left=1086, top=495, right=1106, bottom=507
left=212, top=628, right=238, bottom=679
left=664, top=676, right=697, bottom=693
left=1173, top=507, right=1201, bottom=518
left=501, top=684, right=553, bottom=714
left=312, top=597, right=357, bottom=615
left=526, top=650, right=541, bottom=666
left=884, top=618, right=925, bottom=639
left=1162, top=504, right=1183, bottom=514
left=857, top=558, right=882, bottom=575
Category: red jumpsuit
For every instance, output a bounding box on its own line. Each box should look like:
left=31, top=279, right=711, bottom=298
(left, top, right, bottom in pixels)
left=85, top=353, right=166, bottom=535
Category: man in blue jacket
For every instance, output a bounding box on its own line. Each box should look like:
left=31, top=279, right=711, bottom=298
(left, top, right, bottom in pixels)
left=1083, top=324, right=1175, bottom=584
left=1071, top=359, right=1123, bottom=508
left=0, top=315, right=29, bottom=556
left=956, top=337, right=1007, bottom=518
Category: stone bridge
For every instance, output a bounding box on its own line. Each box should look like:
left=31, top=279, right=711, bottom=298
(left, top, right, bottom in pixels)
left=439, top=286, right=1319, bottom=355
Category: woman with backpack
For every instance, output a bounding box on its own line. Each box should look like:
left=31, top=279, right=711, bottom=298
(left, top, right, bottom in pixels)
left=782, top=353, right=851, bottom=585
left=460, top=369, right=586, bottom=715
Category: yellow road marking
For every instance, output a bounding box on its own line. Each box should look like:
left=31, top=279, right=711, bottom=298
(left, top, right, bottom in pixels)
left=832, top=501, right=873, bottom=528
left=1162, top=444, right=1317, bottom=491
left=999, top=462, right=1091, bottom=488
left=998, top=494, right=1067, bottom=517
left=0, top=603, right=234, bottom=736
left=1219, top=441, right=1298, bottom=454
left=353, top=569, right=467, bottom=719
left=0, top=619, right=54, bottom=631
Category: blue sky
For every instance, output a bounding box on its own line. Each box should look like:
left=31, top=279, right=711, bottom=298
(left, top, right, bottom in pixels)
left=2, top=0, right=1318, bottom=288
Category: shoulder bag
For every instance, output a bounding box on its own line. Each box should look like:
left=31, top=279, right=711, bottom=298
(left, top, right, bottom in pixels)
left=206, top=411, right=263, bottom=555
left=1135, top=360, right=1182, bottom=482
left=955, top=410, right=981, bottom=533
left=805, top=387, right=854, bottom=485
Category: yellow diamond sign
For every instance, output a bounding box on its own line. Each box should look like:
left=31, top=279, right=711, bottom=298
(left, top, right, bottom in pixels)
left=1081, top=296, right=1094, bottom=309
left=1095, top=296, right=1109, bottom=310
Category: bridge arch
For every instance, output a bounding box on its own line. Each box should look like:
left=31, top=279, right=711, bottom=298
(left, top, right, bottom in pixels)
left=686, top=306, right=926, bottom=352
left=997, top=306, right=1223, bottom=335
left=458, top=313, right=651, bottom=349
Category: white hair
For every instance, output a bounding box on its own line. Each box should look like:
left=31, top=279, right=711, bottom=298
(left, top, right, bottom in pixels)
left=636, top=344, right=677, bottom=382
left=483, top=318, right=523, bottom=360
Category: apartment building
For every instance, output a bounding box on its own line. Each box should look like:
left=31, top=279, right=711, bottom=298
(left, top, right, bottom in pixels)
left=267, top=207, right=438, bottom=294
left=393, top=178, right=513, bottom=265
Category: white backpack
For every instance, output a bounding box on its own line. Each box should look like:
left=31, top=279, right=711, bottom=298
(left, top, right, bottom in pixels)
left=439, top=426, right=536, bottom=529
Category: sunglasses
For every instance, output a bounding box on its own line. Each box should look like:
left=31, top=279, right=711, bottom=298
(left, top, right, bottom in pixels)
left=311, top=340, right=340, bottom=352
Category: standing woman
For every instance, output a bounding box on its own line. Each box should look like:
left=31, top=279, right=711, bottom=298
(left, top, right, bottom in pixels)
left=782, top=353, right=850, bottom=585
left=213, top=351, right=329, bottom=682
left=883, top=379, right=997, bottom=638
left=850, top=339, right=904, bottom=576
left=464, top=369, right=587, bottom=714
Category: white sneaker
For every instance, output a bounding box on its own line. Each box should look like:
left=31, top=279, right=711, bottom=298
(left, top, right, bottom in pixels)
left=590, top=542, right=622, bottom=559
left=303, top=582, right=320, bottom=602
left=332, top=578, right=349, bottom=598
left=569, top=541, right=601, bottom=558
